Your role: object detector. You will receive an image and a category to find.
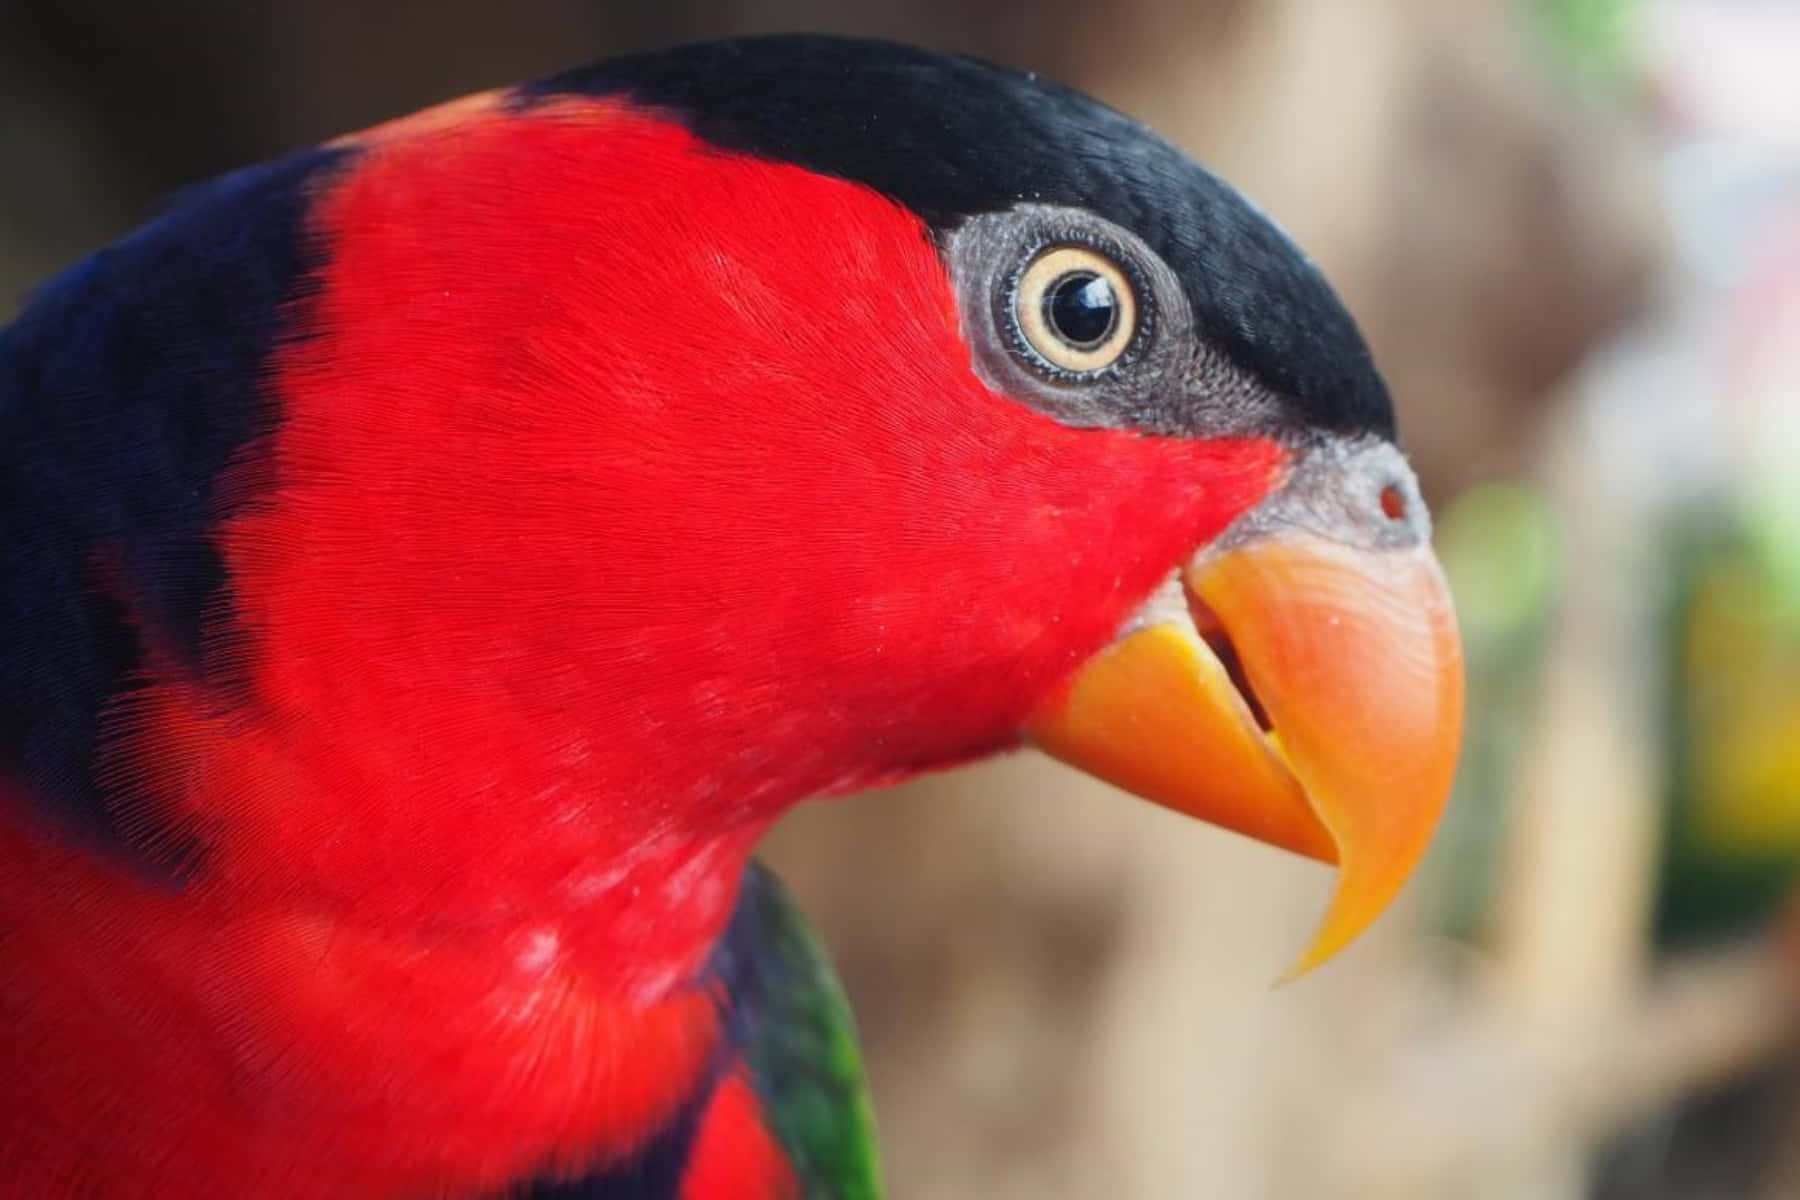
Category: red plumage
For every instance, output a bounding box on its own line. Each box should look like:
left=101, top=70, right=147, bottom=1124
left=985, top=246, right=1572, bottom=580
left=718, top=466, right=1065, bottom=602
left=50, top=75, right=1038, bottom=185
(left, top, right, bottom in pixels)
left=2, top=96, right=1287, bottom=1196
left=679, top=1070, right=797, bottom=1199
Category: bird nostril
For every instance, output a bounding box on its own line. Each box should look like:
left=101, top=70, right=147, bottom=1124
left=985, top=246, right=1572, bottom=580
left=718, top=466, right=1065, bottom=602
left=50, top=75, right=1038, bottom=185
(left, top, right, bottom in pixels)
left=1379, top=484, right=1407, bottom=523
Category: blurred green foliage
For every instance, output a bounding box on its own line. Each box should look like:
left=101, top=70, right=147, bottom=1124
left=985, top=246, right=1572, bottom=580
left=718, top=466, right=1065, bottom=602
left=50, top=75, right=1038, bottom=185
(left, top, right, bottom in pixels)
left=1427, top=482, right=1562, bottom=941
left=1532, top=0, right=1641, bottom=86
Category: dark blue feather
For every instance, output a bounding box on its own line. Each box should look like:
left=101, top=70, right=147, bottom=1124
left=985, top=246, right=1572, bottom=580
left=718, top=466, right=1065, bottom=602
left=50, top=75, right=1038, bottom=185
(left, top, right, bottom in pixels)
left=0, top=145, right=347, bottom=867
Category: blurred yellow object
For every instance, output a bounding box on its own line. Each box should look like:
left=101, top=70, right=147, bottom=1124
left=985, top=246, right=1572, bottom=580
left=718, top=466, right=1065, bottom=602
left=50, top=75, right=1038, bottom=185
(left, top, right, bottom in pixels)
left=1684, top=553, right=1800, bottom=857
left=1657, top=509, right=1800, bottom=946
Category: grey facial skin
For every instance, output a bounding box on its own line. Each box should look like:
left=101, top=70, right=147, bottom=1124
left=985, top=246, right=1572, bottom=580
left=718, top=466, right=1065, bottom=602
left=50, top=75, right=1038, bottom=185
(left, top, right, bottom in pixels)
left=1211, top=437, right=1433, bottom=556
left=944, top=203, right=1332, bottom=443
left=945, top=203, right=1430, bottom=566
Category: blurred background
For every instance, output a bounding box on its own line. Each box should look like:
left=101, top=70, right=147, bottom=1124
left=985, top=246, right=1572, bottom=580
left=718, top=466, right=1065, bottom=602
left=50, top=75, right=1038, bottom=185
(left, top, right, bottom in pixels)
left=4, top=0, right=1799, bottom=1195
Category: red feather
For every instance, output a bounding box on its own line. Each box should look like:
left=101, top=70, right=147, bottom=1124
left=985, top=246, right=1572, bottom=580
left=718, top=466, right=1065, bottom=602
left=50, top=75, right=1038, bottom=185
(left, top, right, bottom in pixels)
left=2, top=96, right=1287, bottom=1195
left=679, top=1067, right=797, bottom=1200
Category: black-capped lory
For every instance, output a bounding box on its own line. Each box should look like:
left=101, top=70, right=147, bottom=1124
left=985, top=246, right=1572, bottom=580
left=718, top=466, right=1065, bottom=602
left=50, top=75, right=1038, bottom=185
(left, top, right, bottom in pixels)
left=0, top=36, right=1464, bottom=1199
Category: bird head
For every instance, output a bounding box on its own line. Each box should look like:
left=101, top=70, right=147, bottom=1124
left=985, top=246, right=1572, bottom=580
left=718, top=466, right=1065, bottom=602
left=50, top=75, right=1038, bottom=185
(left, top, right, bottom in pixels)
left=111, top=36, right=1460, bottom=975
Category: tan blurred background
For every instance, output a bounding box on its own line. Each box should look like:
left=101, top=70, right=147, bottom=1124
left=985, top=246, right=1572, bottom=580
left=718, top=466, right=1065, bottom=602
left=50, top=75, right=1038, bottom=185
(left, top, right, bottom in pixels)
left=7, top=1, right=1800, bottom=1196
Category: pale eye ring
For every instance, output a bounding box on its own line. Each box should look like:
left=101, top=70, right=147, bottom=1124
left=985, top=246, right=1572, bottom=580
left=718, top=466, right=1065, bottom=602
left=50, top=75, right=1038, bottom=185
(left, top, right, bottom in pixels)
left=1014, top=246, right=1138, bottom=374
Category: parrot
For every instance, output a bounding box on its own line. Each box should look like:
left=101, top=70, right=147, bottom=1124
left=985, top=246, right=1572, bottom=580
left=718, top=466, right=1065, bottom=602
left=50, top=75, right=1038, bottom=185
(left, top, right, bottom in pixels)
left=0, top=35, right=1464, bottom=1199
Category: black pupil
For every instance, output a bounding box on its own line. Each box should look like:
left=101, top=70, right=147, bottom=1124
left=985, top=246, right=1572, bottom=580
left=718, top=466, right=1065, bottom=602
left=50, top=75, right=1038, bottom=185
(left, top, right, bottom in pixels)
left=1044, top=271, right=1119, bottom=349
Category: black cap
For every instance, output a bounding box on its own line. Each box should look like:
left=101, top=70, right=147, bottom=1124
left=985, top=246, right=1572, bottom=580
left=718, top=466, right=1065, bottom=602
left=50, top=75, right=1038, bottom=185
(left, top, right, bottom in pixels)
left=529, top=34, right=1395, bottom=441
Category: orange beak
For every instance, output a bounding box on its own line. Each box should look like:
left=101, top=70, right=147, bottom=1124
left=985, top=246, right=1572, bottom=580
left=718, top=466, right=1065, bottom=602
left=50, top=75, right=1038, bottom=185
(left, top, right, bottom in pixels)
left=1027, top=456, right=1464, bottom=974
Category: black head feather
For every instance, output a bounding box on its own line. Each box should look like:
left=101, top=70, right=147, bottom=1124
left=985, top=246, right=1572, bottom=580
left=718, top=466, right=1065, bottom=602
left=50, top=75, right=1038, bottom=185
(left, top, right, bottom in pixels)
left=528, top=35, right=1394, bottom=440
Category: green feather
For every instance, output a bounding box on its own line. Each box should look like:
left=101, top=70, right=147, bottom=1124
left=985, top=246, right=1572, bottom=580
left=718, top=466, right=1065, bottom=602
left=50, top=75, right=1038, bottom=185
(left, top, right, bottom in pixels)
left=730, top=862, right=883, bottom=1199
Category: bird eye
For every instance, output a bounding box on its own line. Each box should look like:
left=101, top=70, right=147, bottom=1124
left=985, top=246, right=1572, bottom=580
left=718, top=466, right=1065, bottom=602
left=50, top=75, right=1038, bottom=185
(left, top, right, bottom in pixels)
left=1014, top=246, right=1138, bottom=375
